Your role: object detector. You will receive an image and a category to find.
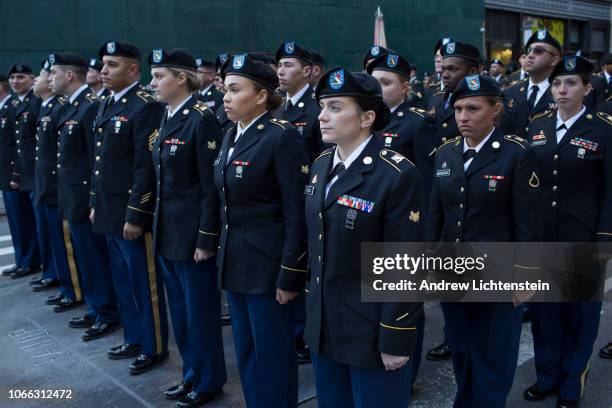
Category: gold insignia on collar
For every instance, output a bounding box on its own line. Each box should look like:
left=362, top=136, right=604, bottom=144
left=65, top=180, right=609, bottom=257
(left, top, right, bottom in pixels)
left=207, top=140, right=217, bottom=150
left=529, top=171, right=540, bottom=188
left=409, top=210, right=420, bottom=223
left=301, top=164, right=309, bottom=174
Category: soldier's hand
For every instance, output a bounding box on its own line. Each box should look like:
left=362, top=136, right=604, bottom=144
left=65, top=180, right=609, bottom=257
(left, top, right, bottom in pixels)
left=9, top=181, right=19, bottom=190
left=512, top=289, right=536, bottom=307
left=275, top=288, right=299, bottom=305
left=89, top=209, right=95, bottom=224
left=381, top=352, right=410, bottom=371
left=123, top=222, right=143, bottom=240
left=194, top=249, right=215, bottom=263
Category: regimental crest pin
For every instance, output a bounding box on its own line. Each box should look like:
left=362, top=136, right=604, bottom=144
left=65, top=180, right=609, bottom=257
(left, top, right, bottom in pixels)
left=466, top=74, right=480, bottom=91
left=329, top=69, right=345, bottom=90
left=565, top=57, right=576, bottom=71
left=233, top=54, right=246, bottom=69
left=386, top=54, right=398, bottom=68
left=284, top=42, right=295, bottom=54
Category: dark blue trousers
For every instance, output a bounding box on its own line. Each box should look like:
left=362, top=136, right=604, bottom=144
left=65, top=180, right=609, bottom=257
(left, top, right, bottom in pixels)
left=159, top=256, right=226, bottom=394
left=312, top=351, right=413, bottom=408
left=226, top=291, right=297, bottom=408
left=411, top=312, right=425, bottom=384
left=70, top=221, right=118, bottom=324
left=3, top=189, right=39, bottom=269
left=530, top=302, right=601, bottom=400
left=39, top=205, right=68, bottom=288
left=106, top=233, right=168, bottom=356
left=443, top=302, right=523, bottom=408
left=31, top=193, right=54, bottom=280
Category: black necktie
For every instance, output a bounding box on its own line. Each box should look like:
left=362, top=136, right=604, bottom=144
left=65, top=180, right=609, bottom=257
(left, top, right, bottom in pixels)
left=528, top=85, right=539, bottom=111
left=556, top=124, right=567, bottom=132
left=285, top=99, right=293, bottom=112
left=463, top=149, right=477, bottom=163
left=329, top=162, right=346, bottom=181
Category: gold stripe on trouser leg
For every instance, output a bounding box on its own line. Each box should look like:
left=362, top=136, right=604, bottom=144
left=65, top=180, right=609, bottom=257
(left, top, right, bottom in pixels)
left=144, top=232, right=162, bottom=355
left=579, top=357, right=591, bottom=398
left=62, top=221, right=82, bottom=301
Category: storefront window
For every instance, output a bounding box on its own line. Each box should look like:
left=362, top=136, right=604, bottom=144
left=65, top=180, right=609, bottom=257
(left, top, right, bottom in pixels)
left=522, top=16, right=565, bottom=48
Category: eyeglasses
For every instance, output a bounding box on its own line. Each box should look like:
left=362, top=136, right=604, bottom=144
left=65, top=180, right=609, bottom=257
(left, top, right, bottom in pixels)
left=526, top=46, right=555, bottom=56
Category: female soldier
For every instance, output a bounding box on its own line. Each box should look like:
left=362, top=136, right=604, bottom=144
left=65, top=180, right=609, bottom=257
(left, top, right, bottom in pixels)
left=214, top=53, right=309, bottom=408
left=524, top=55, right=611, bottom=408
left=304, top=67, right=424, bottom=407
left=149, top=48, right=226, bottom=408
left=426, top=74, right=542, bottom=408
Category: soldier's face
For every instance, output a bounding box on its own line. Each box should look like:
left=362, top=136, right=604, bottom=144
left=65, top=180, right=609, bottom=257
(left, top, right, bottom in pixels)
left=318, top=96, right=370, bottom=145
left=49, top=66, right=69, bottom=95
left=101, top=56, right=138, bottom=91
left=489, top=63, right=503, bottom=76
left=524, top=42, right=559, bottom=75
left=551, top=75, right=591, bottom=111
left=454, top=96, right=501, bottom=140
left=86, top=68, right=101, bottom=86
left=604, top=64, right=612, bottom=75
left=434, top=50, right=443, bottom=73
left=196, top=67, right=215, bottom=88
left=32, top=69, right=52, bottom=97
left=310, top=65, right=324, bottom=88
left=372, top=70, right=409, bottom=108
left=150, top=67, right=182, bottom=104
left=441, top=57, right=474, bottom=92
left=223, top=75, right=267, bottom=122
left=9, top=73, right=34, bottom=95
left=277, top=58, right=311, bottom=94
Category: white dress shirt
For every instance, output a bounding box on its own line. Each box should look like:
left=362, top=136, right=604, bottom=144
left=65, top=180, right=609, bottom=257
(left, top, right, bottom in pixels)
left=463, top=127, right=494, bottom=171
left=325, top=135, right=372, bottom=198
left=555, top=106, right=585, bottom=143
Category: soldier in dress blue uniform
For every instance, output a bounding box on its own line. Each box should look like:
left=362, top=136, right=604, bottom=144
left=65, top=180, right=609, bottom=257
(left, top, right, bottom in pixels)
left=86, top=58, right=111, bottom=100
left=49, top=52, right=120, bottom=338
left=424, top=37, right=453, bottom=93
left=305, top=67, right=424, bottom=407
left=213, top=54, right=233, bottom=135
left=148, top=48, right=227, bottom=408
left=29, top=59, right=66, bottom=295
left=427, top=74, right=542, bottom=408
left=7, top=63, right=42, bottom=279
left=523, top=56, right=611, bottom=408
left=362, top=45, right=390, bottom=72
left=90, top=41, right=168, bottom=374
left=214, top=53, right=309, bottom=408
left=308, top=49, right=325, bottom=90
left=195, top=57, right=224, bottom=111
left=500, top=30, right=561, bottom=140
left=275, top=41, right=326, bottom=162
left=488, top=59, right=509, bottom=89
left=507, top=52, right=529, bottom=85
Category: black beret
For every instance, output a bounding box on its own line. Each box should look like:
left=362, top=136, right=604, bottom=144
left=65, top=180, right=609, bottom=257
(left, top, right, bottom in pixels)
left=148, top=48, right=197, bottom=71
left=409, top=62, right=418, bottom=71
left=89, top=58, right=104, bottom=71
left=362, top=45, right=391, bottom=70
left=449, top=74, right=502, bottom=106
left=195, top=57, right=214, bottom=68
left=367, top=52, right=411, bottom=79
left=221, top=53, right=279, bottom=92
left=48, top=52, right=88, bottom=68
left=215, top=53, right=230, bottom=72
left=249, top=51, right=276, bottom=65
left=525, top=29, right=561, bottom=54
left=310, top=50, right=325, bottom=66
left=441, top=41, right=480, bottom=63
left=275, top=41, right=313, bottom=64
left=490, top=59, right=504, bottom=67
left=601, top=54, right=612, bottom=65
left=8, top=64, right=33, bottom=76
left=41, top=58, right=51, bottom=72
left=549, top=55, right=594, bottom=81
left=0, top=74, right=7, bottom=82
left=316, top=67, right=390, bottom=131
left=434, top=37, right=454, bottom=53
left=99, top=41, right=141, bottom=61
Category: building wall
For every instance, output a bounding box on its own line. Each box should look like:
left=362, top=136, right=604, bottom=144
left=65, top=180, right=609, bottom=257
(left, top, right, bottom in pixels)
left=1, top=0, right=484, bottom=78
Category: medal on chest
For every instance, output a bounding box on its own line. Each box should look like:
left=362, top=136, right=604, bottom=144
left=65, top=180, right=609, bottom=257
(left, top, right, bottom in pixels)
left=232, top=160, right=250, bottom=178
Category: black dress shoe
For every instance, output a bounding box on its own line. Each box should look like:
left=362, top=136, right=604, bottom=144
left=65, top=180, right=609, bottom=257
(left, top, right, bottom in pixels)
left=31, top=278, right=59, bottom=292
left=11, top=266, right=41, bottom=279
left=129, top=351, right=169, bottom=375
left=524, top=384, right=557, bottom=401
left=45, top=293, right=64, bottom=305
left=296, top=345, right=311, bottom=364
left=164, top=382, right=193, bottom=400
left=176, top=390, right=223, bottom=407
left=221, top=314, right=232, bottom=325
left=557, top=397, right=580, bottom=408
left=82, top=322, right=119, bottom=341
left=426, top=342, right=452, bottom=361
left=29, top=276, right=43, bottom=285
left=2, top=265, right=18, bottom=276
left=599, top=342, right=612, bottom=359
left=108, top=344, right=142, bottom=360
left=53, top=298, right=82, bottom=313
left=69, top=314, right=95, bottom=328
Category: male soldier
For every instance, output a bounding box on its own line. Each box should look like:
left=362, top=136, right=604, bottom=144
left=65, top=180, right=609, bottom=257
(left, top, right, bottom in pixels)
left=489, top=59, right=509, bottom=88
left=362, top=45, right=390, bottom=72
left=508, top=52, right=529, bottom=84
left=91, top=41, right=168, bottom=374
left=214, top=54, right=233, bottom=135
left=86, top=58, right=111, bottom=100
left=49, top=52, right=120, bottom=338
left=425, top=37, right=453, bottom=93
left=308, top=50, right=325, bottom=89
left=501, top=30, right=561, bottom=140
left=275, top=41, right=324, bottom=161
left=0, top=71, right=39, bottom=278
left=195, top=57, right=224, bottom=111
left=7, top=63, right=42, bottom=278
left=29, top=59, right=67, bottom=296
